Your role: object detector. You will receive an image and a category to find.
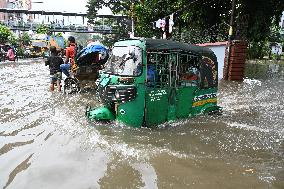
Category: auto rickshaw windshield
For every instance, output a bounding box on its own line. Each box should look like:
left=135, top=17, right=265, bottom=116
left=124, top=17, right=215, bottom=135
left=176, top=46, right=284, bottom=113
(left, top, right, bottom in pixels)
left=104, top=46, right=142, bottom=76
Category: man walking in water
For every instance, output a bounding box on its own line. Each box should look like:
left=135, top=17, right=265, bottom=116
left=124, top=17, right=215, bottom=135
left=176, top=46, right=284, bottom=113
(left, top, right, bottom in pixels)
left=60, top=36, right=76, bottom=77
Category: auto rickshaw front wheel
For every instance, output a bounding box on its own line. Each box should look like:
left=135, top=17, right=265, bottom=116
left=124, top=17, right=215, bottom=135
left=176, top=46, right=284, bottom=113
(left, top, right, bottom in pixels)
left=63, top=77, right=80, bottom=94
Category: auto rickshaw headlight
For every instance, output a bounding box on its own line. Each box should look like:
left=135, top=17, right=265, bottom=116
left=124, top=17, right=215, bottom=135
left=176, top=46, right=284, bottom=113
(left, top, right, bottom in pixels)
left=115, top=90, right=120, bottom=99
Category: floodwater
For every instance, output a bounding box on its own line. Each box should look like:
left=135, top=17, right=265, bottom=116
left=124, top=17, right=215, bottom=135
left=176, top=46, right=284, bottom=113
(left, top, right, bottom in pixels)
left=0, top=60, right=283, bottom=189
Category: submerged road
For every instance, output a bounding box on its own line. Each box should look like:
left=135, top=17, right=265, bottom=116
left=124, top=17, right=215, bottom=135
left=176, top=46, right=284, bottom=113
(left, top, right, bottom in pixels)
left=0, top=60, right=283, bottom=189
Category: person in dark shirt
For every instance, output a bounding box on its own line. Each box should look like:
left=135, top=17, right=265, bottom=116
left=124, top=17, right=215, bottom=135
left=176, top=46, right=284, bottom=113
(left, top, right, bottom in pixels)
left=45, top=46, right=64, bottom=92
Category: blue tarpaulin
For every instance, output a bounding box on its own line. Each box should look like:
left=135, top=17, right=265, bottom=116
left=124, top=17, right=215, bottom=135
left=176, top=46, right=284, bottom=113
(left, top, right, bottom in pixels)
left=80, top=44, right=108, bottom=56
left=76, top=44, right=109, bottom=66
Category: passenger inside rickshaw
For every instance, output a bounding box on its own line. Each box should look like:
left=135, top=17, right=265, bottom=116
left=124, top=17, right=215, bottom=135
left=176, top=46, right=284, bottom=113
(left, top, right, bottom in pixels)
left=147, top=64, right=157, bottom=87
left=179, top=55, right=200, bottom=87
left=146, top=53, right=169, bottom=88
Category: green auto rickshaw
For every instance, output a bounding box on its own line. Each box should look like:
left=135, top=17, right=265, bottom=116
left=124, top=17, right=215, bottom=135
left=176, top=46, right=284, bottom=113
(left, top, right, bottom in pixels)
left=86, top=38, right=221, bottom=127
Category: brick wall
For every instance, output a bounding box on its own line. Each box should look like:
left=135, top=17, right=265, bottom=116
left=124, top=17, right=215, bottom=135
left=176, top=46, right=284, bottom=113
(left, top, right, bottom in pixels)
left=223, top=40, right=248, bottom=81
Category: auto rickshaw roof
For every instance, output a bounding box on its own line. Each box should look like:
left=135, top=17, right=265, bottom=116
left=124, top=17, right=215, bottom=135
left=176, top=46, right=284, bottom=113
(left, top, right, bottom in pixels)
left=145, top=39, right=216, bottom=59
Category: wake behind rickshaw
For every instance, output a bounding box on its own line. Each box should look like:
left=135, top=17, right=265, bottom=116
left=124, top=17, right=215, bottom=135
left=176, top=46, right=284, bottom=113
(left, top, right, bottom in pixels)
left=63, top=44, right=109, bottom=94
left=86, top=38, right=221, bottom=128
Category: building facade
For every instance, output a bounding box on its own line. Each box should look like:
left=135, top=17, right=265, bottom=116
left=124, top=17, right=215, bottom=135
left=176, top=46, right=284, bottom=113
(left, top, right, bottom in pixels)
left=0, top=0, right=32, bottom=22
left=0, top=0, right=8, bottom=21
left=6, top=0, right=31, bottom=9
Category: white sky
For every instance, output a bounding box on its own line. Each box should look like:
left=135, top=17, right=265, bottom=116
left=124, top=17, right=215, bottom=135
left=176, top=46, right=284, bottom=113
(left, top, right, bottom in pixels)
left=30, top=0, right=112, bottom=25
left=31, top=0, right=112, bottom=14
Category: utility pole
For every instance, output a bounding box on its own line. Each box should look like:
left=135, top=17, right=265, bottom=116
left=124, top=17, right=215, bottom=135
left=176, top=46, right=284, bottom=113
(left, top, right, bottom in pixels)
left=225, top=0, right=236, bottom=80
left=229, top=0, right=236, bottom=39
left=130, top=0, right=135, bottom=38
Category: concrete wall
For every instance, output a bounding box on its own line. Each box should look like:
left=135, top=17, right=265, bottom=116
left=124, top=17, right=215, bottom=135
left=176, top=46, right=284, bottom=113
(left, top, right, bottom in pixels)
left=207, top=45, right=226, bottom=79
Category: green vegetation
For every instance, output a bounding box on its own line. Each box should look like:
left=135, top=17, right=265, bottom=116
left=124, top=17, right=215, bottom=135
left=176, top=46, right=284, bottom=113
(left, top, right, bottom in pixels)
left=0, top=25, right=28, bottom=58
left=8, top=34, right=17, bottom=46
left=36, top=24, right=51, bottom=35
left=19, top=32, right=31, bottom=46
left=0, top=24, right=14, bottom=44
left=92, top=34, right=102, bottom=41
left=0, top=24, right=57, bottom=58
left=86, top=0, right=284, bottom=58
left=56, top=32, right=63, bottom=37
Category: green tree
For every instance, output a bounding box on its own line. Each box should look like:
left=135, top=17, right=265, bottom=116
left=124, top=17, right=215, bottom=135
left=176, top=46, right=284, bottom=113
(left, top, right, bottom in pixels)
left=86, top=0, right=133, bottom=42
left=237, top=0, right=284, bottom=58
left=19, top=32, right=31, bottom=46
left=8, top=34, right=17, bottom=46
left=56, top=32, right=63, bottom=37
left=86, top=0, right=284, bottom=46
left=92, top=34, right=102, bottom=41
left=86, top=0, right=101, bottom=24
left=240, top=0, right=283, bottom=41
left=86, top=0, right=232, bottom=41
left=0, top=24, right=13, bottom=44
left=36, top=24, right=50, bottom=34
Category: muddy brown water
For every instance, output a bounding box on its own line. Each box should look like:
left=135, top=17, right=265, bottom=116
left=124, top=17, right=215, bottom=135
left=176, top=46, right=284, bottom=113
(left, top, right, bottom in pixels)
left=0, top=60, right=283, bottom=189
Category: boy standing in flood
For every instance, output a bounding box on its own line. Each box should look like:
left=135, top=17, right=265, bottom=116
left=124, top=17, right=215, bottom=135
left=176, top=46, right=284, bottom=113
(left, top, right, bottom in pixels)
left=45, top=46, right=63, bottom=92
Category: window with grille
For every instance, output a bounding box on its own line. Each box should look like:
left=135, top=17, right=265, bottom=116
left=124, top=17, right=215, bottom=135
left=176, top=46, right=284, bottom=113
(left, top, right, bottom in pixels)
left=146, top=51, right=200, bottom=88
left=178, top=54, right=200, bottom=87
left=147, top=51, right=172, bottom=88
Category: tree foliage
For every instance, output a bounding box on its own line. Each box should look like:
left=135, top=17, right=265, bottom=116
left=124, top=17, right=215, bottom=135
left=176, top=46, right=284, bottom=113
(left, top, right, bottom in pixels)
left=86, top=0, right=284, bottom=46
left=92, top=34, right=102, bottom=41
left=19, top=32, right=31, bottom=46
left=239, top=0, right=284, bottom=58
left=86, top=0, right=131, bottom=46
left=36, top=24, right=50, bottom=34
left=240, top=0, right=284, bottom=42
left=0, top=24, right=13, bottom=44
left=8, top=34, right=17, bottom=46
left=93, top=17, right=129, bottom=47
left=86, top=0, right=101, bottom=24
